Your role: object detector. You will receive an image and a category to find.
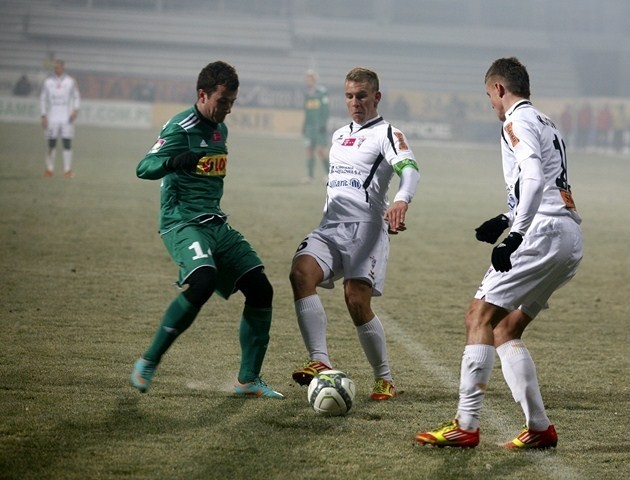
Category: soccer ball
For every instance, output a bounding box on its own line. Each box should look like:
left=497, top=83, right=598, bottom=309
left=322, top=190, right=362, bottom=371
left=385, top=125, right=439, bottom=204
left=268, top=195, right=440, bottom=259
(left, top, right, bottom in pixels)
left=307, top=370, right=356, bottom=416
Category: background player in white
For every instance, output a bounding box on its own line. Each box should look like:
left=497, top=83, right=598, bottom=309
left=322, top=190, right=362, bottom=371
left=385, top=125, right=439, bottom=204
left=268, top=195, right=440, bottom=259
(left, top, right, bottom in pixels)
left=416, top=57, right=583, bottom=449
left=40, top=59, right=80, bottom=178
left=290, top=67, right=421, bottom=400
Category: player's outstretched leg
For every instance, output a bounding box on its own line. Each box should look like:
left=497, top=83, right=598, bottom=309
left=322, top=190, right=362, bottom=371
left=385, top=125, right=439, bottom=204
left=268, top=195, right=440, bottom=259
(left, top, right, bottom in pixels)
left=130, top=358, right=158, bottom=393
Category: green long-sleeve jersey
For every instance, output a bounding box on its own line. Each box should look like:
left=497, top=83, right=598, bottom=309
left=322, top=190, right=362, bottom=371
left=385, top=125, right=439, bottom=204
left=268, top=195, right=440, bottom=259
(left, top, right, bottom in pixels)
left=136, top=105, right=229, bottom=234
left=303, top=85, right=329, bottom=133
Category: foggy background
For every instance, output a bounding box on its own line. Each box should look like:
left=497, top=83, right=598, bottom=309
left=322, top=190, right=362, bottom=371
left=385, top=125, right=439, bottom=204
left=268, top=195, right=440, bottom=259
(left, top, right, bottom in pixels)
left=1, top=0, right=629, bottom=147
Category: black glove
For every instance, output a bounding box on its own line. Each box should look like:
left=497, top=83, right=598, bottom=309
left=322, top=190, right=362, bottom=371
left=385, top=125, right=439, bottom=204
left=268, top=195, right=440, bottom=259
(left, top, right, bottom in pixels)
left=164, top=151, right=205, bottom=172
left=491, top=232, right=523, bottom=272
left=475, top=214, right=509, bottom=244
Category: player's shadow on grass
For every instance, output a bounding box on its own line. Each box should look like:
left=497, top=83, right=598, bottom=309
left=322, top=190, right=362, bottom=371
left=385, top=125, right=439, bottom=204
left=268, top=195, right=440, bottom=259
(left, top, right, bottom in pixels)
left=5, top=393, right=253, bottom=477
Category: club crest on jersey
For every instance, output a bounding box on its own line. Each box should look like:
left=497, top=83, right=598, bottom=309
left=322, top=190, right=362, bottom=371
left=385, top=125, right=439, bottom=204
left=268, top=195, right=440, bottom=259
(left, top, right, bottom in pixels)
left=342, top=137, right=366, bottom=148
left=504, top=122, right=520, bottom=147
left=149, top=138, right=166, bottom=153
left=197, top=154, right=227, bottom=176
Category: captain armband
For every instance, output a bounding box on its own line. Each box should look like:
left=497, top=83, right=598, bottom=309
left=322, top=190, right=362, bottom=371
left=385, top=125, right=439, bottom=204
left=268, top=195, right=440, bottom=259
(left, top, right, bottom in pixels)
left=393, top=158, right=419, bottom=175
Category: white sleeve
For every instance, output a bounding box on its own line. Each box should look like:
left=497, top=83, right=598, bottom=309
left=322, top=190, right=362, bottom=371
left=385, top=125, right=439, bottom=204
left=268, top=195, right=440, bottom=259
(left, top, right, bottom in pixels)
left=40, top=81, right=48, bottom=116
left=393, top=166, right=420, bottom=204
left=72, top=79, right=81, bottom=111
left=510, top=156, right=543, bottom=235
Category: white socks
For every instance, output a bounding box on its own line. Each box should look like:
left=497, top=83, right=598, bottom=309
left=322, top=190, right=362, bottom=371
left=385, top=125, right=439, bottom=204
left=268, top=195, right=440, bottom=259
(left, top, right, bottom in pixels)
left=456, top=340, right=551, bottom=432
left=456, top=344, right=495, bottom=431
left=46, top=149, right=55, bottom=172
left=356, top=316, right=391, bottom=381
left=295, top=297, right=392, bottom=381
left=63, top=149, right=73, bottom=173
left=45, top=149, right=72, bottom=173
left=497, top=339, right=550, bottom=431
left=295, top=295, right=330, bottom=365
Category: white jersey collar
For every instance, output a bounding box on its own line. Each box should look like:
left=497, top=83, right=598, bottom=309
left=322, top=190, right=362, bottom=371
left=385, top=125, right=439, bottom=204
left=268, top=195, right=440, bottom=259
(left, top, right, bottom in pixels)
left=506, top=99, right=532, bottom=117
left=350, top=116, right=383, bottom=133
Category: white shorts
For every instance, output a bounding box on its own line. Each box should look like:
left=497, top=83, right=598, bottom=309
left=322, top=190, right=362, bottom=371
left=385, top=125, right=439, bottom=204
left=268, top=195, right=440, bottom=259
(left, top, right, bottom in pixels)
left=293, top=221, right=390, bottom=296
left=475, top=215, right=583, bottom=319
left=45, top=121, right=75, bottom=140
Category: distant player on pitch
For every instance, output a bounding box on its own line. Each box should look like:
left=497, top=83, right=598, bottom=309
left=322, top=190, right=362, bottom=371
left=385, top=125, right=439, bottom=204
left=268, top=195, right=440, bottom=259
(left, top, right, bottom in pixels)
left=40, top=59, right=80, bottom=178
left=290, top=67, right=421, bottom=400
left=302, top=69, right=330, bottom=183
left=416, top=57, right=583, bottom=449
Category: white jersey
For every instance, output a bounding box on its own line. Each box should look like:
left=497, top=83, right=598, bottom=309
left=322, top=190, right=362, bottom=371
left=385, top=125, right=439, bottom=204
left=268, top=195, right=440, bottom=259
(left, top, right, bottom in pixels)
left=501, top=100, right=581, bottom=230
left=40, top=73, right=80, bottom=123
left=323, top=116, right=416, bottom=224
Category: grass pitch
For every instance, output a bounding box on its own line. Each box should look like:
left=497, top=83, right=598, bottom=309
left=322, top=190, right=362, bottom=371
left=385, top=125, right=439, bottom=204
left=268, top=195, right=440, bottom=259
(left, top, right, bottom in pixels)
left=0, top=123, right=628, bottom=479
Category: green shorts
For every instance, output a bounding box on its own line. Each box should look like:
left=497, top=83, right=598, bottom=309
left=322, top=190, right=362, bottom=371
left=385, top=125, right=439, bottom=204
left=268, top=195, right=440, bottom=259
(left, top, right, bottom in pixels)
left=161, top=220, right=263, bottom=299
left=304, top=127, right=328, bottom=149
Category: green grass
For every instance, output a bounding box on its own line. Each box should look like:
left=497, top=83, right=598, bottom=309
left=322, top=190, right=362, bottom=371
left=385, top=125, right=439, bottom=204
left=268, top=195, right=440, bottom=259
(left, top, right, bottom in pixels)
left=0, top=123, right=628, bottom=480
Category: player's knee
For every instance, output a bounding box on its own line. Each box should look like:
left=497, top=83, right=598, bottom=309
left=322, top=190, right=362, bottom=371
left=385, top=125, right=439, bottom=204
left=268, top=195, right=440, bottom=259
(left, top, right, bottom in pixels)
left=238, top=267, right=273, bottom=309
left=62, top=138, right=72, bottom=150
left=289, top=256, right=320, bottom=290
left=48, top=139, right=57, bottom=150
left=183, top=267, right=216, bottom=308
left=464, top=301, right=490, bottom=331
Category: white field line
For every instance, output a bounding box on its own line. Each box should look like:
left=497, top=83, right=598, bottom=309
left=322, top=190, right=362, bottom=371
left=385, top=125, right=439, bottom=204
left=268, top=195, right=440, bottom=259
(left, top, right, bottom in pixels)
left=383, top=314, right=582, bottom=480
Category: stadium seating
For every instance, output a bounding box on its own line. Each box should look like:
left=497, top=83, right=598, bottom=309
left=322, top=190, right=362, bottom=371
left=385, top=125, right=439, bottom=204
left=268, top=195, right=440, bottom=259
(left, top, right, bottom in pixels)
left=0, top=0, right=602, bottom=99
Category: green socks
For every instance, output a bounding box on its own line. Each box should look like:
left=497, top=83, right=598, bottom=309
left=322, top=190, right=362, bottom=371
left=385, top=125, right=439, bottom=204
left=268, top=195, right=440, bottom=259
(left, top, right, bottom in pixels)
left=144, top=294, right=200, bottom=363
left=238, top=305, right=272, bottom=383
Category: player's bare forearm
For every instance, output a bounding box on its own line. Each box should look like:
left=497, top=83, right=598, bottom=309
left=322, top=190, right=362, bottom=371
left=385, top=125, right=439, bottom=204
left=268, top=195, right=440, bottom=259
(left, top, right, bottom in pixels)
left=385, top=201, right=408, bottom=234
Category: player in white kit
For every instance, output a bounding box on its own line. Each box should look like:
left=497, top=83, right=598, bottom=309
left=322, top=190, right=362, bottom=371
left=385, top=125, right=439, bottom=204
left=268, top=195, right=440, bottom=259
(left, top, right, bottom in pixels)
left=290, top=67, right=420, bottom=400
left=416, top=57, right=583, bottom=449
left=40, top=59, right=80, bottom=177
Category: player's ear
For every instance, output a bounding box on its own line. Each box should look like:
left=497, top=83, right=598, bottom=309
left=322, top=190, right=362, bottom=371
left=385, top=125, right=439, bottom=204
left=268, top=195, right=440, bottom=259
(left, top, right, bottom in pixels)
left=497, top=82, right=507, bottom=98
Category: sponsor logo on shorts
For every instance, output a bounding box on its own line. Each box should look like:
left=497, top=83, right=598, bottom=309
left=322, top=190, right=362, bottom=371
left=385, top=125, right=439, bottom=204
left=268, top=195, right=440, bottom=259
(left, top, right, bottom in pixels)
left=368, top=255, right=377, bottom=281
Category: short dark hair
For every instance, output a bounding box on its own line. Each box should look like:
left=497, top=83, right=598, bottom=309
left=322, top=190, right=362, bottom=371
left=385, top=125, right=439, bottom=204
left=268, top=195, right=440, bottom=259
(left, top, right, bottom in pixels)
left=485, top=57, right=531, bottom=98
left=197, top=61, right=239, bottom=94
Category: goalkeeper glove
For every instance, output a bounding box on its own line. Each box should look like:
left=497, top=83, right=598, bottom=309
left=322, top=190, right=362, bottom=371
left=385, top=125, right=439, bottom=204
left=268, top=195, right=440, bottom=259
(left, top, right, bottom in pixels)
left=491, top=232, right=523, bottom=272
left=164, top=151, right=205, bottom=172
left=475, top=214, right=509, bottom=244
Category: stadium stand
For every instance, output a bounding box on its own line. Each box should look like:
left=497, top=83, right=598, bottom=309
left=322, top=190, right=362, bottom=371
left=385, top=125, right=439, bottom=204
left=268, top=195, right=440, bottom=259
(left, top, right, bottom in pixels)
left=0, top=0, right=627, bottom=101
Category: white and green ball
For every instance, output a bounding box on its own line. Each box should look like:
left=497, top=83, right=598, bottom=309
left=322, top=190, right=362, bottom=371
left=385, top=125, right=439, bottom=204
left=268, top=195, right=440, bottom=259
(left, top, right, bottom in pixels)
left=307, top=370, right=356, bottom=416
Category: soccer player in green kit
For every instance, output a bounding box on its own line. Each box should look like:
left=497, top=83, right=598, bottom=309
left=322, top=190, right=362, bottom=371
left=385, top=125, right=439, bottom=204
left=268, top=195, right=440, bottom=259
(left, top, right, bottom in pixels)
left=302, top=69, right=330, bottom=183
left=130, top=61, right=284, bottom=398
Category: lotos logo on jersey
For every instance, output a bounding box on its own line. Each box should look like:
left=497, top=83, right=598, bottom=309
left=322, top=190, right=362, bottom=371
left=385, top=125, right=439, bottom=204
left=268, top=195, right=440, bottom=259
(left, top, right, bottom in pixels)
left=149, top=138, right=166, bottom=153
left=196, top=154, right=227, bottom=176
left=393, top=131, right=409, bottom=151
left=504, top=122, right=520, bottom=147
left=305, top=99, right=321, bottom=109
